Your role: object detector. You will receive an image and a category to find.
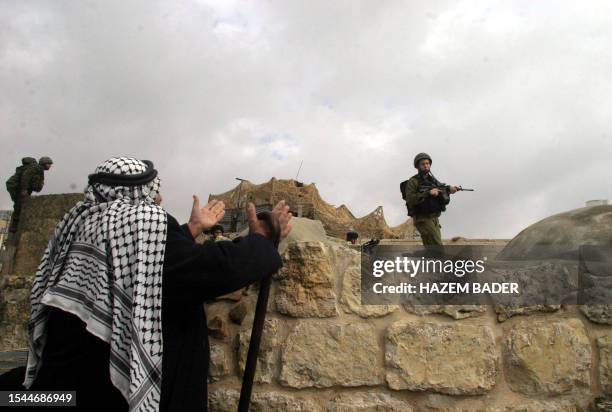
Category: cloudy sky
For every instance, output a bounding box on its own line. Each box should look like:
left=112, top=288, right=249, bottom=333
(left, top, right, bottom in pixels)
left=1, top=0, right=611, bottom=239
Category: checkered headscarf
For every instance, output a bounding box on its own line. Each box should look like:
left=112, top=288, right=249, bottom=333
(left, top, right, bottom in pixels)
left=24, top=157, right=168, bottom=412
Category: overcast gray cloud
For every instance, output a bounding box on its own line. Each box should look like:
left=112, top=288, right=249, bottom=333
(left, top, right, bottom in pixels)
left=1, top=0, right=611, bottom=239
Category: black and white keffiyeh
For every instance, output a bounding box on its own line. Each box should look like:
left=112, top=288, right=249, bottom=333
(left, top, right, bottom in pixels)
left=24, top=156, right=168, bottom=412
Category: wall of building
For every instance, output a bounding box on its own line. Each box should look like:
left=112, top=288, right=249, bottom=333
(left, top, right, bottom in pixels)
left=203, top=239, right=612, bottom=411
left=0, top=194, right=82, bottom=350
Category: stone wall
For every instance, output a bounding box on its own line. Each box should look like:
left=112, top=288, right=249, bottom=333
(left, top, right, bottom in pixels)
left=206, top=237, right=612, bottom=411
left=0, top=193, right=82, bottom=350
left=2, top=194, right=612, bottom=410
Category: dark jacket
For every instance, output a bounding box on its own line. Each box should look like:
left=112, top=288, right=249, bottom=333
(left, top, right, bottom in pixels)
left=14, top=213, right=282, bottom=411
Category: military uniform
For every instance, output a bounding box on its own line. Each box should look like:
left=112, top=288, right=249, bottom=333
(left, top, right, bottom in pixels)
left=20, top=163, right=45, bottom=195
left=6, top=157, right=52, bottom=233
left=404, top=173, right=443, bottom=246
left=5, top=157, right=37, bottom=201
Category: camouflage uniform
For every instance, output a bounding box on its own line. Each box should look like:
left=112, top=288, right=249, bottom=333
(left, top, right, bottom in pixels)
left=404, top=173, right=443, bottom=246
left=6, top=157, right=52, bottom=232
left=20, top=163, right=46, bottom=195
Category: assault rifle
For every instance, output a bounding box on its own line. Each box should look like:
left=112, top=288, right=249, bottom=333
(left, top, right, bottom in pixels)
left=418, top=184, right=474, bottom=205
left=361, top=238, right=380, bottom=254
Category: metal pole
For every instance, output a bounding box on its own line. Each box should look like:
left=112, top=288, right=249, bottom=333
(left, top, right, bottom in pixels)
left=237, top=211, right=279, bottom=412
left=237, top=274, right=273, bottom=412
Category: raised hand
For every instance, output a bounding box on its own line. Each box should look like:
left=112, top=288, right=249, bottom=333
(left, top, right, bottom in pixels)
left=187, top=196, right=225, bottom=238
left=246, top=200, right=292, bottom=242
left=272, top=200, right=292, bottom=240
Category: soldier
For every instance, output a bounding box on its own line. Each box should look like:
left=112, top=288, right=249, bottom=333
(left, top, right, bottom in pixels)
left=5, top=157, right=37, bottom=197
left=210, top=224, right=231, bottom=241
left=346, top=229, right=359, bottom=245
left=402, top=153, right=457, bottom=246
left=5, top=156, right=53, bottom=233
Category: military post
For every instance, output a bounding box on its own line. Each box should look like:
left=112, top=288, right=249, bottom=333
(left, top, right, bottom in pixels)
left=401, top=152, right=473, bottom=246
left=4, top=156, right=53, bottom=235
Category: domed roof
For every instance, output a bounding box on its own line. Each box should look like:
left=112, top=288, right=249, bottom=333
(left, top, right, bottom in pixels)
left=498, top=205, right=612, bottom=260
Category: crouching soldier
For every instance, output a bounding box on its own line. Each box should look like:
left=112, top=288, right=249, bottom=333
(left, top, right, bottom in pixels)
left=5, top=156, right=53, bottom=233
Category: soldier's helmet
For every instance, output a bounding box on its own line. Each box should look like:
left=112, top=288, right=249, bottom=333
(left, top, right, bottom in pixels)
left=413, top=152, right=432, bottom=168
left=39, top=156, right=53, bottom=166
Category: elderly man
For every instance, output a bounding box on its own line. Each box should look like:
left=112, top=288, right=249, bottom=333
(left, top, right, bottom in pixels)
left=14, top=157, right=291, bottom=411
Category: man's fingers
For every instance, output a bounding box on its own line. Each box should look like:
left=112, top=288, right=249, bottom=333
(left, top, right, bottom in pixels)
left=281, top=223, right=292, bottom=239
left=210, top=200, right=225, bottom=214
left=273, top=200, right=286, bottom=213
left=273, top=204, right=292, bottom=237
left=216, top=210, right=225, bottom=221
left=278, top=209, right=292, bottom=240
left=205, top=199, right=219, bottom=209
left=278, top=211, right=292, bottom=225
left=273, top=200, right=291, bottom=220
left=246, top=202, right=257, bottom=225
left=192, top=195, right=200, bottom=210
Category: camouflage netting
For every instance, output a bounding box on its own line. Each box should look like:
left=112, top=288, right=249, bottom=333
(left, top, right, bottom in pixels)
left=208, top=177, right=413, bottom=239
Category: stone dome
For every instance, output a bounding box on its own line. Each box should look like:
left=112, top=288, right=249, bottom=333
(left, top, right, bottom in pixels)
left=498, top=205, right=612, bottom=260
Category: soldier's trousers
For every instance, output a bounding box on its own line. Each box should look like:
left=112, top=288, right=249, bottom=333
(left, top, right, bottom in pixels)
left=414, top=216, right=442, bottom=246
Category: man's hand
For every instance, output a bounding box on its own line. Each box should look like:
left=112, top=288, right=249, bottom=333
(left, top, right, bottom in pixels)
left=429, top=188, right=441, bottom=197
left=187, top=196, right=225, bottom=238
left=449, top=186, right=458, bottom=194
left=247, top=200, right=292, bottom=242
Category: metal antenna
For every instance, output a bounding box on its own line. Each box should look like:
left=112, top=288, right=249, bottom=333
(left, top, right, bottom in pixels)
left=295, top=160, right=303, bottom=181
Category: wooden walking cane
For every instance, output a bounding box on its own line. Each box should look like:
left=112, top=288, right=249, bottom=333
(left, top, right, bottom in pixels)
left=238, top=211, right=281, bottom=412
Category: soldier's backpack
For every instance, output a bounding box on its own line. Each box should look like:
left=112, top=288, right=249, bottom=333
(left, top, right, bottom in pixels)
left=400, top=180, right=409, bottom=200
left=5, top=157, right=37, bottom=199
